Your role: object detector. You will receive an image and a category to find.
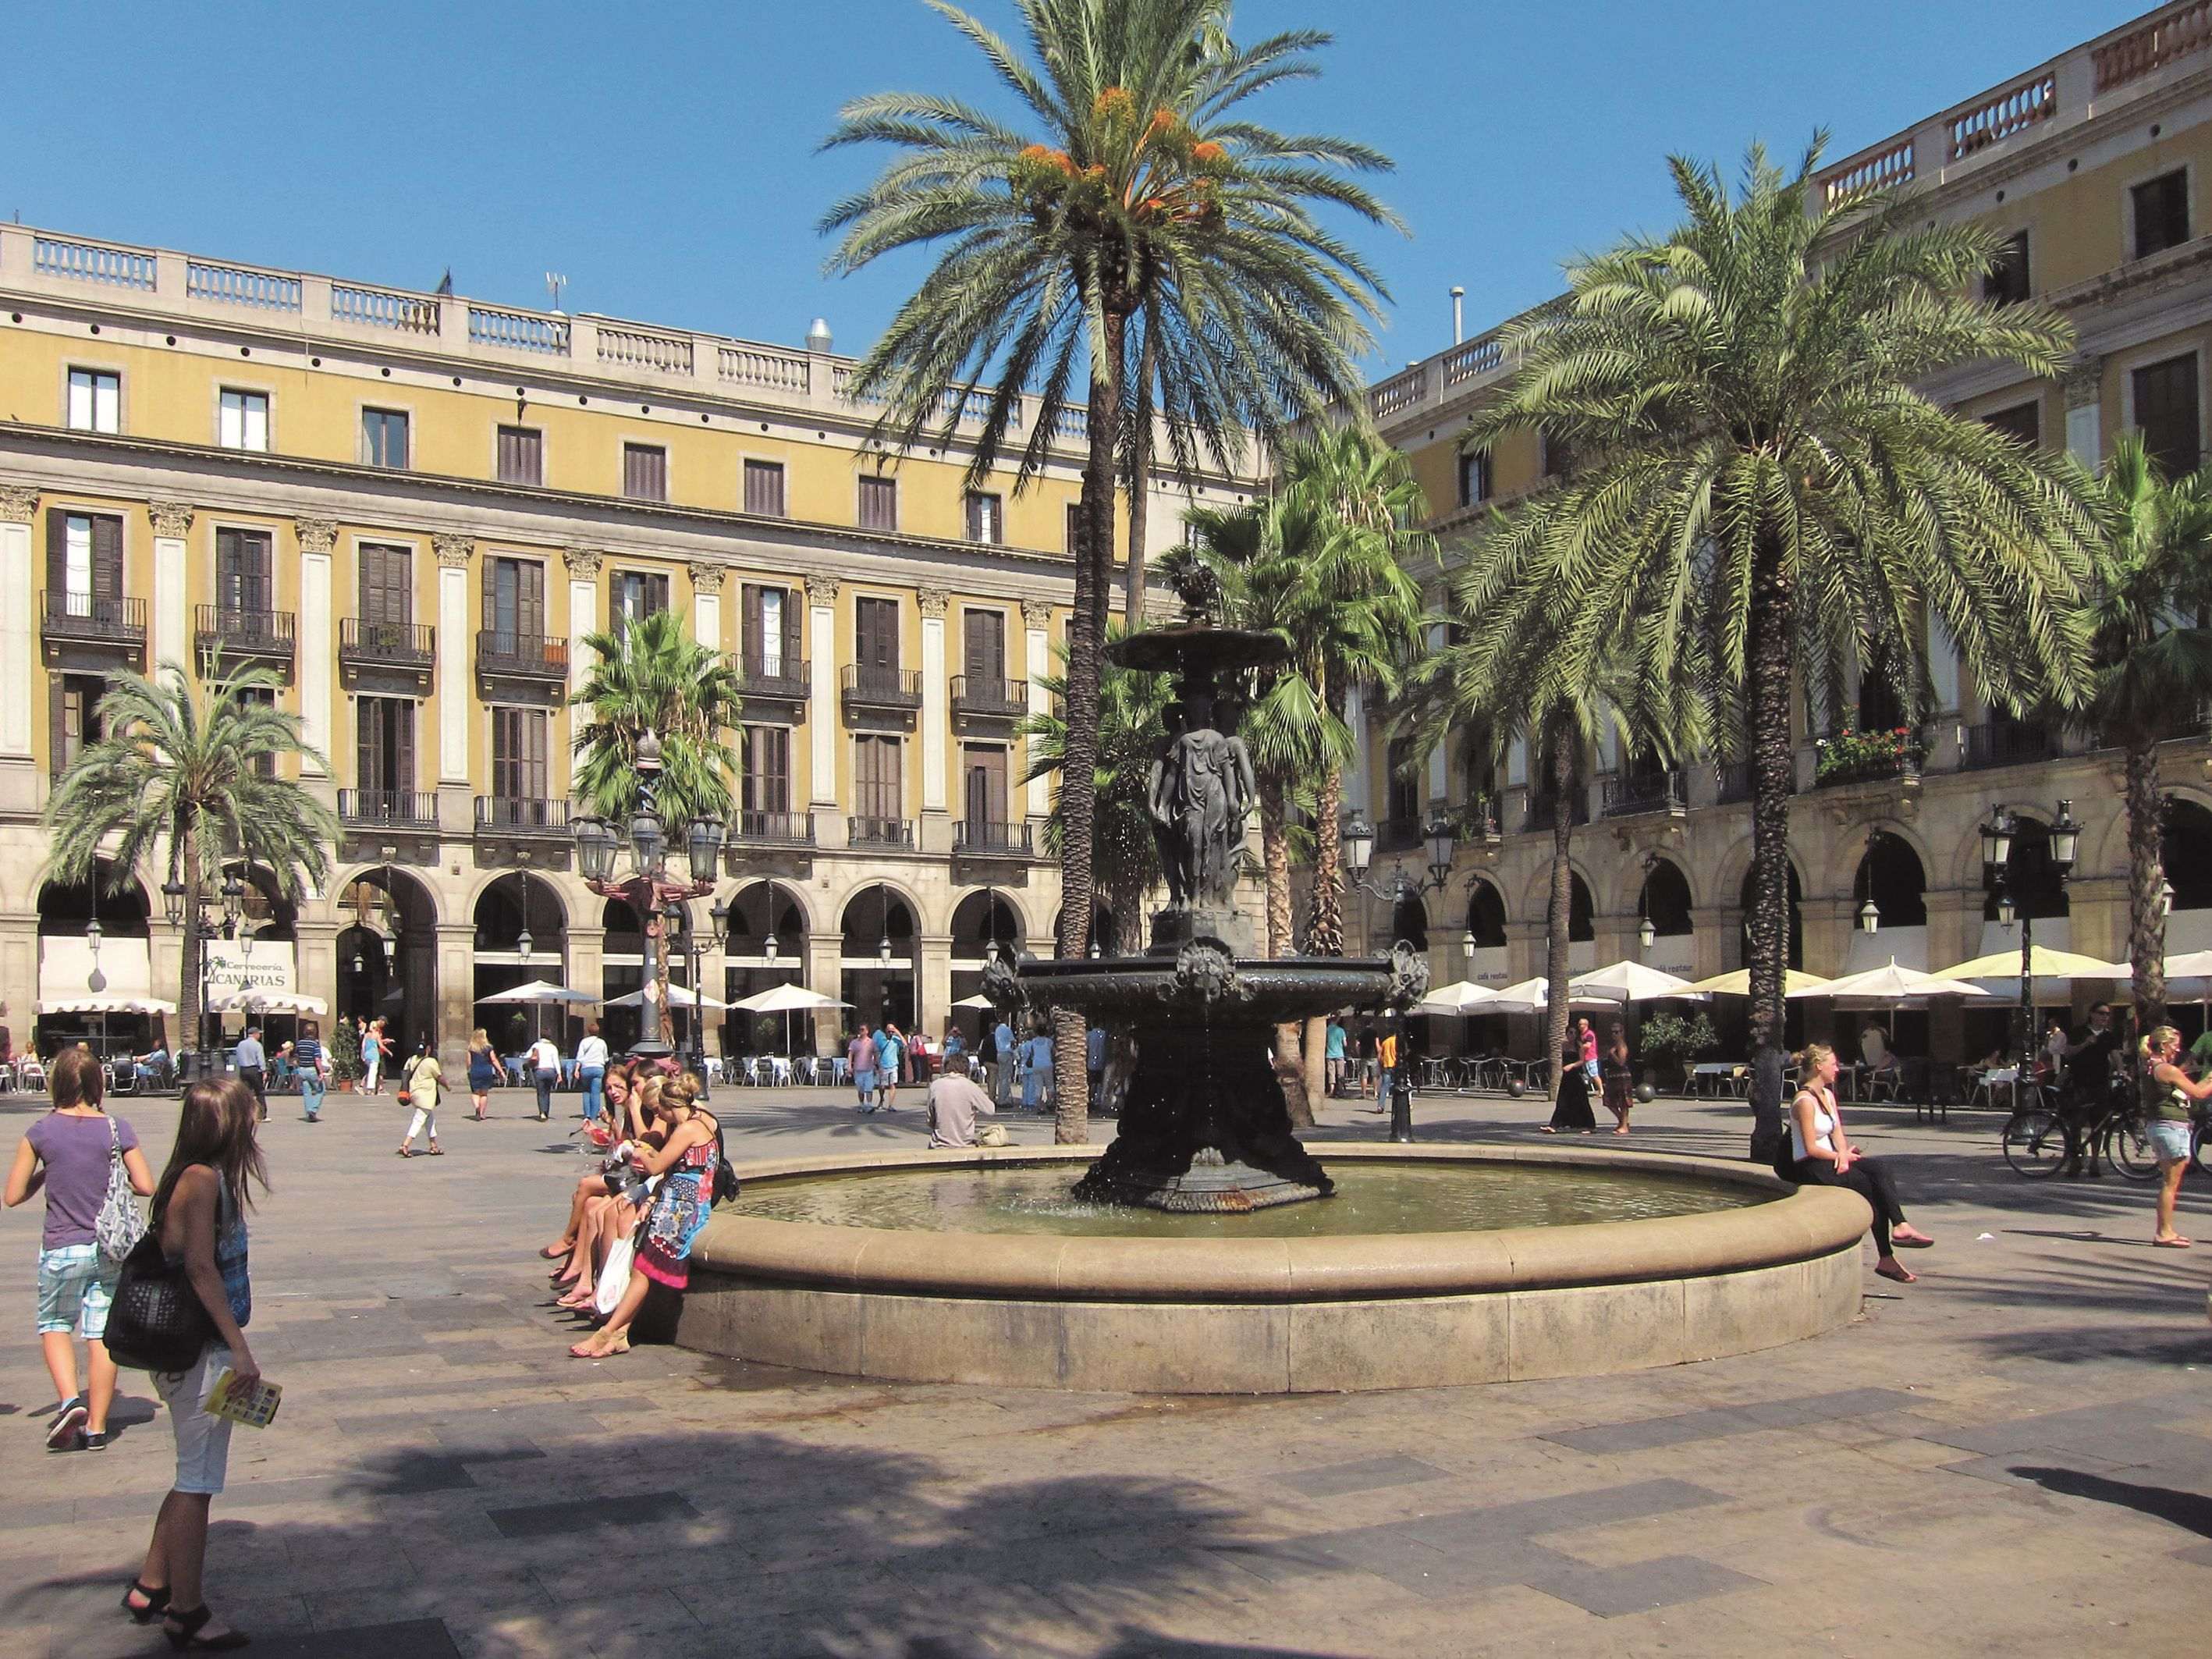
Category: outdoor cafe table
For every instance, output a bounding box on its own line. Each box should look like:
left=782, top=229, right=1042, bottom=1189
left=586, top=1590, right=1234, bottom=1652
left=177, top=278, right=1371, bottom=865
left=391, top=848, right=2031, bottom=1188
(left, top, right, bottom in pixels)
left=1690, top=1061, right=1747, bottom=1098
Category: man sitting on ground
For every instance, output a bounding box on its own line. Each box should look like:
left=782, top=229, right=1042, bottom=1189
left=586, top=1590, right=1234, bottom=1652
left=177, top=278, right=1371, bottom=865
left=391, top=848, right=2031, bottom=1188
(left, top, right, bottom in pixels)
left=926, top=1054, right=998, bottom=1150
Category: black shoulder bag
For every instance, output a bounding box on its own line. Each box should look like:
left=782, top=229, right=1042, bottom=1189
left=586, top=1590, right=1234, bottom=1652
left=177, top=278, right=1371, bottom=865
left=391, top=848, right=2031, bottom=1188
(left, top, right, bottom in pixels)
left=105, top=1209, right=217, bottom=1373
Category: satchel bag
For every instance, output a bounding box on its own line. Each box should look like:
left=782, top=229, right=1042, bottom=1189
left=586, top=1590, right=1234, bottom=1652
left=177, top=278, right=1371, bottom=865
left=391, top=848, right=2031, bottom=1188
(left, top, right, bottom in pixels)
left=104, top=1227, right=216, bottom=1373
left=710, top=1126, right=740, bottom=1205
left=94, top=1117, right=147, bottom=1263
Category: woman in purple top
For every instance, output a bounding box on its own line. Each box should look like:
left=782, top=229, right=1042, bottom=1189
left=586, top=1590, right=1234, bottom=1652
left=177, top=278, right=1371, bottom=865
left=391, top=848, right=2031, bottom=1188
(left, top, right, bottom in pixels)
left=3, top=1048, right=155, bottom=1451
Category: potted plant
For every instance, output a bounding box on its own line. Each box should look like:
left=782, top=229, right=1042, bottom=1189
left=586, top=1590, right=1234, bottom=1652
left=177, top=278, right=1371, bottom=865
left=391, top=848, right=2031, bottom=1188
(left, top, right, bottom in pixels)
left=1813, top=724, right=1924, bottom=786
left=1638, top=1011, right=1719, bottom=1093
left=330, top=1016, right=366, bottom=1092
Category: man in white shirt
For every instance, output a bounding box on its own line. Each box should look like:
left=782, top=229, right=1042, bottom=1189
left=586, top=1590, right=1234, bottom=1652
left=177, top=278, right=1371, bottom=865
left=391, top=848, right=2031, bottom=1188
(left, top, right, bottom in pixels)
left=527, top=1034, right=563, bottom=1123
left=927, top=1055, right=998, bottom=1149
left=575, top=1021, right=611, bottom=1124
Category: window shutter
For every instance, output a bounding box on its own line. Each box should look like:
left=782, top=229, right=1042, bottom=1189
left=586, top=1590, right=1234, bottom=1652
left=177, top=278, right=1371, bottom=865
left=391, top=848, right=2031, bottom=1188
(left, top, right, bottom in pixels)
left=93, top=515, right=122, bottom=603
left=45, top=509, right=66, bottom=598
left=780, top=587, right=801, bottom=667
left=520, top=562, right=544, bottom=638
left=742, top=584, right=763, bottom=669
left=357, top=699, right=382, bottom=794
left=395, top=702, right=416, bottom=793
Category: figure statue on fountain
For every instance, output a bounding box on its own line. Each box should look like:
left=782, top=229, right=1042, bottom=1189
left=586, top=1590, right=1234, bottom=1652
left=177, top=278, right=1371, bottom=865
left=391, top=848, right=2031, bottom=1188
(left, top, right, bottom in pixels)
left=1147, top=685, right=1256, bottom=911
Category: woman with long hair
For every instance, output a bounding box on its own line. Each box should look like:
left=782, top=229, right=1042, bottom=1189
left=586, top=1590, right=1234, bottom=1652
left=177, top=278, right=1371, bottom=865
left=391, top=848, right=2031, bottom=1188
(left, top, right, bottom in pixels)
left=4, top=1047, right=156, bottom=1451
left=466, top=1028, right=499, bottom=1123
left=553, top=1072, right=664, bottom=1313
left=2139, top=1026, right=2212, bottom=1247
left=571, top=1073, right=719, bottom=1358
left=540, top=1064, right=641, bottom=1270
left=1542, top=1035, right=1597, bottom=1134
left=395, top=1037, right=443, bottom=1158
left=123, top=1078, right=265, bottom=1650
left=1789, top=1043, right=1933, bottom=1282
left=1600, top=1021, right=1635, bottom=1135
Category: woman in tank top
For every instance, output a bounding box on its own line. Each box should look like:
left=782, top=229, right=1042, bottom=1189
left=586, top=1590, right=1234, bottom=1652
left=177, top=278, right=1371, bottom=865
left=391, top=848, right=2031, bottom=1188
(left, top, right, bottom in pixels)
left=1790, top=1042, right=1933, bottom=1283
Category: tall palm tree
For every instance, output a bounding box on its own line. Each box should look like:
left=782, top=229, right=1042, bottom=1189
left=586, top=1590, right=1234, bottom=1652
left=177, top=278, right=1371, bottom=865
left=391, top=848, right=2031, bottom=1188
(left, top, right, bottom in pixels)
left=570, top=609, right=744, bottom=1047
left=823, top=0, right=1397, bottom=1132
left=2072, top=432, right=2212, bottom=1033
left=1457, top=140, right=2097, bottom=1159
left=45, top=658, right=336, bottom=1059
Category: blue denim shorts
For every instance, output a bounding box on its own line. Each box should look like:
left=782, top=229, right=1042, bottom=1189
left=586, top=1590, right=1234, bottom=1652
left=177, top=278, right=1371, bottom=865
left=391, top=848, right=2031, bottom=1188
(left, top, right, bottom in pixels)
left=2148, top=1119, right=2195, bottom=1163
left=37, top=1244, right=118, bottom=1338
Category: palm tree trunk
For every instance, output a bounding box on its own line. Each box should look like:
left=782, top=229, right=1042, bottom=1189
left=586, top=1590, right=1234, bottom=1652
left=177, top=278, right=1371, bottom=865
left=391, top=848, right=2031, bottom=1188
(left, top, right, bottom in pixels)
left=1259, top=775, right=1313, bottom=1128
left=1121, top=329, right=1157, bottom=634
left=1544, top=716, right=1574, bottom=1101
left=1052, top=314, right=1127, bottom=1146
left=177, top=843, right=203, bottom=1065
left=1744, top=545, right=1797, bottom=1163
left=2125, top=734, right=2169, bottom=1032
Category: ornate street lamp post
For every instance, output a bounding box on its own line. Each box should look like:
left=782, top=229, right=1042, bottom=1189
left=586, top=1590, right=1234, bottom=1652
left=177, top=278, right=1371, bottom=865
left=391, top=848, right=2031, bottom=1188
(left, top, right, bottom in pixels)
left=1338, top=808, right=1461, bottom=1144
left=1983, top=799, right=2081, bottom=1124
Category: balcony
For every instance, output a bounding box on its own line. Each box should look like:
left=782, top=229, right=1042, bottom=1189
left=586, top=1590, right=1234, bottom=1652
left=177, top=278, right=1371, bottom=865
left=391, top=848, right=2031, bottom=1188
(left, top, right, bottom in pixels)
left=953, top=820, right=1033, bottom=859
left=338, top=788, right=438, bottom=829
left=730, top=809, right=816, bottom=849
left=1601, top=770, right=1685, bottom=819
left=848, top=815, right=916, bottom=851
left=340, top=618, right=436, bottom=675
left=41, top=591, right=147, bottom=661
left=474, top=796, right=571, bottom=837
left=1524, top=792, right=1589, bottom=833
left=950, top=675, right=1028, bottom=720
left=475, top=630, right=569, bottom=684
left=194, top=606, right=296, bottom=673
left=1375, top=816, right=1424, bottom=854
left=841, top=664, right=922, bottom=715
left=730, top=654, right=810, bottom=705
left=1962, top=719, right=2061, bottom=772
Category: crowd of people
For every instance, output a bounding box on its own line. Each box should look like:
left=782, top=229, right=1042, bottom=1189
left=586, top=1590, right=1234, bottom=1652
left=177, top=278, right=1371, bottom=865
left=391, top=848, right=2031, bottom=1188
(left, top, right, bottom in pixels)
left=844, top=1015, right=1060, bottom=1116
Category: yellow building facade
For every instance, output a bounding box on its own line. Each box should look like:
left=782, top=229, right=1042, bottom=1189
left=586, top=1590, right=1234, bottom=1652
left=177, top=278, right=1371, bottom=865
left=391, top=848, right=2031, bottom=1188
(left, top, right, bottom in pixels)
left=0, top=226, right=1255, bottom=1063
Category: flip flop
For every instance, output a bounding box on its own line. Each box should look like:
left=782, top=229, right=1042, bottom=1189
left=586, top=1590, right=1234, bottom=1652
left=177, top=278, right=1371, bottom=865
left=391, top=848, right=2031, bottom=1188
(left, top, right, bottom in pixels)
left=1874, top=1261, right=1917, bottom=1283
left=2153, top=1236, right=2194, bottom=1249
left=1894, top=1235, right=1934, bottom=1249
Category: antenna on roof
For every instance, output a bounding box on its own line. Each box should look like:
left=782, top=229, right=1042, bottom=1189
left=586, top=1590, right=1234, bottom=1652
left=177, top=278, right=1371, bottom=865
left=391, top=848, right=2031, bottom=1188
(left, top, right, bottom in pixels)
left=545, top=272, right=568, bottom=313
left=434, top=268, right=454, bottom=297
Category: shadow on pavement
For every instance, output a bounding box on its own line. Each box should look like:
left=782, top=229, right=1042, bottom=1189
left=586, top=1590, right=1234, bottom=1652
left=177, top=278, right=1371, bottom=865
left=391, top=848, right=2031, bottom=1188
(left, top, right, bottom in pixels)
left=2011, top=1466, right=2212, bottom=1538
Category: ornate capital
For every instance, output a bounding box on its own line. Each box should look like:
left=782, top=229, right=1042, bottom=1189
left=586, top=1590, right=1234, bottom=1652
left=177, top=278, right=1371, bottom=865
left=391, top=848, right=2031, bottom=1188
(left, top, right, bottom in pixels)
left=293, top=517, right=339, bottom=556
left=917, top=586, right=951, bottom=620
left=0, top=483, right=40, bottom=525
left=804, top=574, right=840, bottom=606
left=1020, top=599, right=1054, bottom=628
left=687, top=560, right=726, bottom=596
left=2063, top=353, right=2104, bottom=407
left=432, top=533, right=474, bottom=569
left=147, top=500, right=195, bottom=539
left=564, top=547, right=602, bottom=579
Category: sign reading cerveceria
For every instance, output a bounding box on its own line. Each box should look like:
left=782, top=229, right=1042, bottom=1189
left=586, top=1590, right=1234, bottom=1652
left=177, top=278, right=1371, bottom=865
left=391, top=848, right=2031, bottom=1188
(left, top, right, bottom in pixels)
left=203, top=944, right=296, bottom=999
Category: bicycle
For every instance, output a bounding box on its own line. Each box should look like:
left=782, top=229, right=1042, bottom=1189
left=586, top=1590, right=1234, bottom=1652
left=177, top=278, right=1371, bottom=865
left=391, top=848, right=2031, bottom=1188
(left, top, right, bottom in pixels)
left=2001, top=1073, right=2131, bottom=1180
left=2104, top=1096, right=2212, bottom=1181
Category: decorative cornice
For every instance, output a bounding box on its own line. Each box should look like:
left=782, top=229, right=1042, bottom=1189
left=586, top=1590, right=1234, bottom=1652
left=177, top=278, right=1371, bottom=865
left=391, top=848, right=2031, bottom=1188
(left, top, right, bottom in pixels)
left=147, top=499, right=196, bottom=539
left=917, top=586, right=951, bottom=620
left=564, top=547, right=602, bottom=579
left=293, top=517, right=338, bottom=556
left=0, top=484, right=40, bottom=524
left=687, top=560, right=726, bottom=595
left=1020, top=599, right=1054, bottom=627
left=432, top=533, right=474, bottom=568
left=804, top=574, right=840, bottom=606
left=2063, top=353, right=2105, bottom=407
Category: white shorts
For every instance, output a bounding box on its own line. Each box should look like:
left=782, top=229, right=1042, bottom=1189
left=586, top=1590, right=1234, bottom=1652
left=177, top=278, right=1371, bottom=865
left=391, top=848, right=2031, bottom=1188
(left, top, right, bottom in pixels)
left=155, top=1343, right=236, bottom=1496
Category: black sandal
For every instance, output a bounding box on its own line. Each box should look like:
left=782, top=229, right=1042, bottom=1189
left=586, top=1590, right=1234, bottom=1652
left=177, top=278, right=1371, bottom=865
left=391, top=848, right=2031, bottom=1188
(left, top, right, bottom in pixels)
left=163, top=1604, right=249, bottom=1650
left=122, top=1579, right=169, bottom=1622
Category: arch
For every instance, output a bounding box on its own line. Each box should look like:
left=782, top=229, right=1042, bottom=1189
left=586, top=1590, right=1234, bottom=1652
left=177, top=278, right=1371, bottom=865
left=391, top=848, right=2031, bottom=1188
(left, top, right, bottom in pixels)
left=1854, top=830, right=1927, bottom=929
left=716, top=879, right=811, bottom=1059
left=951, top=890, right=1024, bottom=958
left=335, top=866, right=439, bottom=1052
left=1983, top=812, right=2068, bottom=922
left=1568, top=872, right=1593, bottom=944
left=2166, top=798, right=2212, bottom=911
left=472, top=872, right=573, bottom=1051
left=35, top=861, right=155, bottom=1055
left=1051, top=897, right=1117, bottom=951
left=1739, top=861, right=1804, bottom=969
left=843, top=883, right=921, bottom=1032
left=1390, top=890, right=1429, bottom=953
left=1464, top=877, right=1508, bottom=950
left=36, top=861, right=150, bottom=935
left=1637, top=858, right=1693, bottom=937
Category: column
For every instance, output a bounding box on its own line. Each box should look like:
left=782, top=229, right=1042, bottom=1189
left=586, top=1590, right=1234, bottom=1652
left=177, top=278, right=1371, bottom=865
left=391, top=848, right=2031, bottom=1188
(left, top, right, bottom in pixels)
left=149, top=500, right=194, bottom=682
left=564, top=548, right=601, bottom=704
left=919, top=933, right=953, bottom=1045
left=0, top=484, right=39, bottom=766
left=808, top=576, right=840, bottom=811
left=918, top=587, right=950, bottom=815
left=291, top=515, right=332, bottom=773
left=294, top=918, right=338, bottom=1039
left=1423, top=627, right=1447, bottom=806
left=434, top=536, right=473, bottom=787
left=808, top=933, right=843, bottom=1057
left=435, top=922, right=478, bottom=1074
left=1023, top=599, right=1052, bottom=817
left=566, top=922, right=607, bottom=1007
left=688, top=560, right=724, bottom=652
left=2063, top=354, right=2102, bottom=467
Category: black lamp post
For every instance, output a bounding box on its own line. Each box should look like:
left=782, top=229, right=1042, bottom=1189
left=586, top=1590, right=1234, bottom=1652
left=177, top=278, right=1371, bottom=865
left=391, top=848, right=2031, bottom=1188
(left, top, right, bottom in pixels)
left=1338, top=808, right=1461, bottom=1143
left=1983, top=799, right=2081, bottom=1119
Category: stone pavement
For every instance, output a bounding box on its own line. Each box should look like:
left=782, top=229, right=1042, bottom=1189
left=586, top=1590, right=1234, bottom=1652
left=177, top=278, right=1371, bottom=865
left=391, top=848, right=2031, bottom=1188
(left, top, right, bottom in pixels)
left=0, top=1078, right=2206, bottom=1657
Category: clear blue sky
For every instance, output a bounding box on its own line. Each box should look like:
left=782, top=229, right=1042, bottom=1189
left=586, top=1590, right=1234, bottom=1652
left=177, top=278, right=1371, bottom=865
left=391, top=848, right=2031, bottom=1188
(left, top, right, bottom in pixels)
left=3, top=0, right=2146, bottom=375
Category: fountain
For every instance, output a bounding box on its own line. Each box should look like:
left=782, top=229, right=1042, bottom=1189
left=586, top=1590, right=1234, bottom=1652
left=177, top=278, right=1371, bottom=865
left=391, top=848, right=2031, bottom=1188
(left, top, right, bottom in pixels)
left=673, top=576, right=1875, bottom=1393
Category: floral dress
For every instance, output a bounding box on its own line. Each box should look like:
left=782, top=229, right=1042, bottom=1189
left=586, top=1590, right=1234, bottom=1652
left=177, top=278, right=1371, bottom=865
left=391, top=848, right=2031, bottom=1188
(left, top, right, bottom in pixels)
left=635, top=1128, right=718, bottom=1291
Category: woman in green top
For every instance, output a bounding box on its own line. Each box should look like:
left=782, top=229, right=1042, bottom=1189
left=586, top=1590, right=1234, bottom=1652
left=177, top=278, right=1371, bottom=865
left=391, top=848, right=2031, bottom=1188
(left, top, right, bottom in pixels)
left=2139, top=1026, right=2212, bottom=1247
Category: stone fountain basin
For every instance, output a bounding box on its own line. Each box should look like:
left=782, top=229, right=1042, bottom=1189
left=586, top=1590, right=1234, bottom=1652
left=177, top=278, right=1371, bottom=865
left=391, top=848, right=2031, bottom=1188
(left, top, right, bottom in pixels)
left=1017, top=954, right=1395, bottom=1023
left=676, top=1145, right=1870, bottom=1394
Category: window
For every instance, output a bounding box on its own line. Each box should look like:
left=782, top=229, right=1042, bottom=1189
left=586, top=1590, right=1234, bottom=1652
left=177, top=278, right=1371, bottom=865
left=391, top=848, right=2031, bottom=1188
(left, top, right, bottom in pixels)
left=742, top=725, right=791, bottom=814
left=1542, top=429, right=1575, bottom=479
left=361, top=407, right=409, bottom=469
left=963, top=742, right=1008, bottom=828
left=484, top=557, right=545, bottom=646
left=497, top=425, right=542, bottom=485
left=611, top=570, right=669, bottom=625
left=741, top=584, right=799, bottom=680
left=622, top=442, right=667, bottom=502
left=215, top=527, right=274, bottom=618
left=854, top=734, right=903, bottom=821
left=1983, top=231, right=2030, bottom=307
left=855, top=596, right=900, bottom=683
left=358, top=542, right=413, bottom=641
left=963, top=609, right=1007, bottom=691
left=53, top=673, right=107, bottom=774
left=1983, top=401, right=2040, bottom=448
left=857, top=474, right=897, bottom=531
left=357, top=697, right=416, bottom=797
left=1385, top=737, right=1420, bottom=828
left=2133, top=353, right=2200, bottom=478
left=2133, top=169, right=2191, bottom=260
left=66, top=369, right=119, bottom=434
left=491, top=706, right=549, bottom=801
left=46, top=510, right=121, bottom=617
left=218, top=389, right=269, bottom=452
left=965, top=490, right=1003, bottom=545
left=238, top=687, right=277, bottom=777
left=1067, top=501, right=1085, bottom=555
left=1458, top=449, right=1491, bottom=508
left=743, top=458, right=786, bottom=517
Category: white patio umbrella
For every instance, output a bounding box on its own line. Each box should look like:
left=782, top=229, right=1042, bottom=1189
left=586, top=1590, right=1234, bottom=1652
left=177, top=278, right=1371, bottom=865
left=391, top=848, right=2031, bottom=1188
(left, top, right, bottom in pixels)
left=1685, top=968, right=1834, bottom=997
left=603, top=984, right=733, bottom=1011
left=480, top=979, right=599, bottom=1042
left=1417, top=979, right=1500, bottom=1014
left=1568, top=961, right=1705, bottom=1004
left=733, top=982, right=850, bottom=1057
left=952, top=992, right=998, bottom=1011
left=2164, top=949, right=2212, bottom=980
left=1798, top=959, right=1996, bottom=1003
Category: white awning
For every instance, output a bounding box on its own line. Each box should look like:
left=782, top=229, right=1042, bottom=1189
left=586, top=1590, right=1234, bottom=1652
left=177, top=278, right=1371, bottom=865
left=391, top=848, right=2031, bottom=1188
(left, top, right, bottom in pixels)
left=39, top=935, right=151, bottom=1003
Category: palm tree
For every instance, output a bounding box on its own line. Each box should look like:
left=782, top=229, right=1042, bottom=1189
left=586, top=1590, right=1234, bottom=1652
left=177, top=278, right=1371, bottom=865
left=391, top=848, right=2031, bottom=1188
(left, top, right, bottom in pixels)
left=2072, top=432, right=2212, bottom=1033
left=570, top=609, right=744, bottom=1048
left=823, top=0, right=1397, bottom=1131
left=45, top=658, right=337, bottom=1060
left=1456, top=140, right=2097, bottom=1159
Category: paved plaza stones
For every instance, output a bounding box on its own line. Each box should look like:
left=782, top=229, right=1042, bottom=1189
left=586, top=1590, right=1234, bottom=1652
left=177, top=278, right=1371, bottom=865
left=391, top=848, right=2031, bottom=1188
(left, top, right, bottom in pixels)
left=0, top=1084, right=2207, bottom=1657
